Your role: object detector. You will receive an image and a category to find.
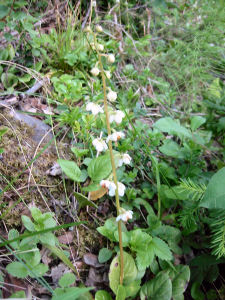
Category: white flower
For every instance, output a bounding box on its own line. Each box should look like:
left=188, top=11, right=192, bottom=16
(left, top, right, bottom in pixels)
left=92, top=138, right=108, bottom=152
left=91, top=67, right=100, bottom=76
left=105, top=70, right=111, bottom=79
left=109, top=110, right=125, bottom=124
left=106, top=131, right=125, bottom=143
left=116, top=209, right=133, bottom=222
left=100, top=180, right=116, bottom=196
left=100, top=180, right=125, bottom=197
left=107, top=54, right=115, bottom=63
left=96, top=25, right=103, bottom=32
left=92, top=0, right=96, bottom=7
left=118, top=153, right=132, bottom=167
left=117, top=182, right=126, bottom=196
left=86, top=102, right=103, bottom=115
left=107, top=90, right=117, bottom=102
left=97, top=44, right=104, bottom=51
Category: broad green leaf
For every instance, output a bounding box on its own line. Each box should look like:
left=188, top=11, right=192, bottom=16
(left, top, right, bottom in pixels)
left=200, top=167, right=225, bottom=209
left=58, top=159, right=82, bottom=182
left=29, top=263, right=48, bottom=278
left=191, top=116, right=206, bottom=131
left=97, top=218, right=118, bottom=242
left=130, top=229, right=152, bottom=252
left=0, top=5, right=10, bottom=19
left=168, top=265, right=190, bottom=300
left=136, top=249, right=154, bottom=271
left=191, top=282, right=204, bottom=300
left=124, top=280, right=141, bottom=298
left=98, top=248, right=113, bottom=263
left=116, top=285, right=126, bottom=300
left=159, top=140, right=184, bottom=159
left=39, top=232, right=56, bottom=246
left=59, top=273, right=76, bottom=288
left=140, top=271, right=172, bottom=300
left=21, top=216, right=35, bottom=232
left=8, top=229, right=20, bottom=249
left=149, top=237, right=172, bottom=261
left=109, top=251, right=138, bottom=296
left=19, top=247, right=41, bottom=267
left=6, top=262, right=29, bottom=279
left=88, top=155, right=112, bottom=181
left=95, top=290, right=113, bottom=300
left=30, top=207, right=42, bottom=222
left=154, top=117, right=192, bottom=139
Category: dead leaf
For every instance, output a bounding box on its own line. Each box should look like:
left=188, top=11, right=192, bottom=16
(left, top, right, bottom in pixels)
left=90, top=187, right=108, bottom=200
left=58, top=231, right=74, bottom=244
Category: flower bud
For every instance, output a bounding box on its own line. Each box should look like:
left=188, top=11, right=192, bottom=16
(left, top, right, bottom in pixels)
left=105, top=70, right=111, bottom=79
left=97, top=44, right=104, bottom=51
left=91, top=67, right=100, bottom=76
left=84, top=25, right=92, bottom=33
left=107, top=54, right=115, bottom=63
left=96, top=25, right=103, bottom=32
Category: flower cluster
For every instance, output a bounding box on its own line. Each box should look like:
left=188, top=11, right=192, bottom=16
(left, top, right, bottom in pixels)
left=100, top=180, right=126, bottom=197
left=109, top=110, right=125, bottom=124
left=116, top=208, right=133, bottom=222
left=92, top=138, right=108, bottom=152
left=86, top=102, right=103, bottom=115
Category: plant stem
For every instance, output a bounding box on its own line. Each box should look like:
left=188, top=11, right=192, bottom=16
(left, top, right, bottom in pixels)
left=98, top=53, right=124, bottom=285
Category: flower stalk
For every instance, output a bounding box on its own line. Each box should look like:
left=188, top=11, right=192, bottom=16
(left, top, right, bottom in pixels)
left=98, top=52, right=124, bottom=285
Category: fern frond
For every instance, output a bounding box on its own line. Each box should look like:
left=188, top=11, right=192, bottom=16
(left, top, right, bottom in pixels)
left=178, top=201, right=199, bottom=232
left=210, top=210, right=225, bottom=258
left=179, top=178, right=206, bottom=201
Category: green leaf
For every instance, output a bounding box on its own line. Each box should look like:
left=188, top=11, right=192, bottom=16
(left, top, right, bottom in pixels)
left=109, top=251, right=138, bottom=296
left=116, top=285, right=126, bottom=300
left=28, top=263, right=48, bottom=278
left=97, top=218, right=118, bottom=242
left=191, top=282, right=204, bottom=300
left=58, top=159, right=82, bottom=182
left=95, top=290, right=113, bottom=300
left=88, top=155, right=112, bottom=181
left=149, top=237, right=172, bottom=261
left=98, top=248, right=113, bottom=263
left=190, top=116, right=206, bottom=131
left=8, top=229, right=20, bottom=249
left=30, top=207, right=42, bottom=222
left=74, top=191, right=98, bottom=212
left=19, top=247, right=40, bottom=267
left=9, top=290, right=26, bottom=298
left=168, top=265, right=190, bottom=300
left=140, top=271, right=172, bottom=300
left=59, top=273, right=76, bottom=288
left=159, top=140, right=184, bottom=159
left=6, top=262, right=29, bottom=279
left=154, top=117, right=192, bottom=139
left=1, top=72, right=18, bottom=89
left=52, top=287, right=92, bottom=300
left=0, top=5, right=10, bottom=19
left=39, top=232, right=56, bottom=246
left=200, top=167, right=225, bottom=209
left=71, top=147, right=89, bottom=158
left=21, top=216, right=35, bottom=232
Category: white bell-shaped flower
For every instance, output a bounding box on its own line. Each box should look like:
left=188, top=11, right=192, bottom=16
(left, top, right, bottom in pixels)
left=107, top=90, right=117, bottom=102
left=92, top=138, right=108, bottom=152
left=86, top=102, right=103, bottom=115
left=100, top=180, right=116, bottom=196
left=97, top=44, right=104, bottom=51
left=109, top=110, right=125, bottom=124
left=105, top=71, right=111, bottom=79
left=116, top=208, right=133, bottom=222
left=106, top=131, right=125, bottom=143
left=96, top=25, right=103, bottom=32
left=118, top=153, right=132, bottom=167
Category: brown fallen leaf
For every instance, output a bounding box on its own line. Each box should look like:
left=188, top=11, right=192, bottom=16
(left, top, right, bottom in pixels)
left=90, top=187, right=108, bottom=200
left=58, top=231, right=74, bottom=244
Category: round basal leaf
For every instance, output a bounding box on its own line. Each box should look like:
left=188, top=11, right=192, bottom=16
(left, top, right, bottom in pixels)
left=95, top=290, right=113, bottom=300
left=59, top=272, right=76, bottom=288
left=168, top=265, right=190, bottom=300
left=200, top=167, right=225, bottom=209
left=57, top=159, right=82, bottom=182
left=28, top=263, right=48, bottom=278
left=140, top=271, right=172, bottom=300
left=88, top=155, right=112, bottom=181
left=8, top=229, right=20, bottom=249
left=191, top=116, right=206, bottom=131
left=6, top=262, right=29, bottom=279
left=109, top=251, right=138, bottom=296
left=98, top=248, right=113, bottom=263
left=116, top=285, right=126, bottom=300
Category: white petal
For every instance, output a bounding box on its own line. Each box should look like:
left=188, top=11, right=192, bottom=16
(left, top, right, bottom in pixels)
left=116, top=215, right=122, bottom=222
left=109, top=115, right=114, bottom=123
